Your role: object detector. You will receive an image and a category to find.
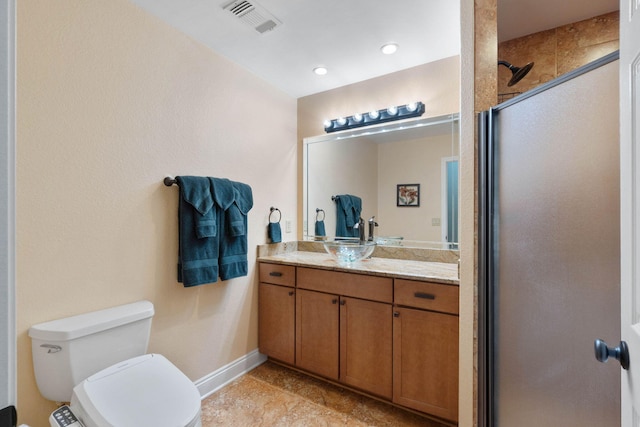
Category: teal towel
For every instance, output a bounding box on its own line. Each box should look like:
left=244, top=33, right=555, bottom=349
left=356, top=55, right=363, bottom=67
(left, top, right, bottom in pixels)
left=315, top=220, right=326, bottom=237
left=217, top=180, right=253, bottom=281
left=268, top=222, right=282, bottom=243
left=335, top=194, right=362, bottom=238
left=175, top=176, right=218, bottom=287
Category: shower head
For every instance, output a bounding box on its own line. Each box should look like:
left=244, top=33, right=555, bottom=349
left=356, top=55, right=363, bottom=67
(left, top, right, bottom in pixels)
left=498, top=60, right=535, bottom=87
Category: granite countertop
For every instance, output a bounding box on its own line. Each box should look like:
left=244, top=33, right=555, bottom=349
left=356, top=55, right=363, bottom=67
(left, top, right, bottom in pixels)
left=258, top=250, right=459, bottom=285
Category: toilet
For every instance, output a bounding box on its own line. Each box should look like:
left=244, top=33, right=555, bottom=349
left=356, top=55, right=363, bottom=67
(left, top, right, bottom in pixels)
left=28, top=300, right=202, bottom=427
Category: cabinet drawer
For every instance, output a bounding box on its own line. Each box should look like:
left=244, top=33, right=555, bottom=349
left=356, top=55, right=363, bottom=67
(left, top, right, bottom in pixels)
left=259, top=263, right=296, bottom=287
left=297, top=267, right=392, bottom=303
left=394, top=279, right=459, bottom=315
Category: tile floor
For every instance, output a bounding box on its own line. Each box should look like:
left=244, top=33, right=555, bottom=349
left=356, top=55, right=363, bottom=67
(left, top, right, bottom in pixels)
left=200, top=361, right=452, bottom=426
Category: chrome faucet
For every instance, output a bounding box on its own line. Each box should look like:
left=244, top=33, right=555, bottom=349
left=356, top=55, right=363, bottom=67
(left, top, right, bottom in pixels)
left=367, top=216, right=379, bottom=242
left=353, top=217, right=366, bottom=244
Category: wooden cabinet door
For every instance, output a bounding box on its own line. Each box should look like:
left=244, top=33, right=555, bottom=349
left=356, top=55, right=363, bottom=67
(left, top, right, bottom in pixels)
left=393, top=306, right=459, bottom=422
left=296, top=289, right=339, bottom=380
left=340, top=297, right=392, bottom=399
left=258, top=283, right=295, bottom=365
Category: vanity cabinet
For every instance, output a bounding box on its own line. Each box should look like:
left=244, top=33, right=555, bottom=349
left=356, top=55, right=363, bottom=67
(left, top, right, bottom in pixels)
left=258, top=264, right=296, bottom=365
left=258, top=261, right=458, bottom=422
left=393, top=279, right=459, bottom=422
left=296, top=267, right=393, bottom=399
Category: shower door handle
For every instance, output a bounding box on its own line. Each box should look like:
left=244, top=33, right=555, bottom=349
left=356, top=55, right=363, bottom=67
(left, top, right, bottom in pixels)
left=594, top=338, right=629, bottom=370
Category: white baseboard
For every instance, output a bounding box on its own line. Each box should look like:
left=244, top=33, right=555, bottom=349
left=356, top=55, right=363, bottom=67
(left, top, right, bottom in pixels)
left=195, top=350, right=267, bottom=400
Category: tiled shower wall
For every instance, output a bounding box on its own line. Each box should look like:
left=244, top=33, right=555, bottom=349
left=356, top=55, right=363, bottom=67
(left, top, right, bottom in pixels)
left=498, top=11, right=619, bottom=100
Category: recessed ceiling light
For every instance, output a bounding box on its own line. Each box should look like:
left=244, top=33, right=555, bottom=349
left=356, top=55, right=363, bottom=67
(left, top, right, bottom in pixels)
left=313, top=67, right=328, bottom=75
left=381, top=43, right=398, bottom=55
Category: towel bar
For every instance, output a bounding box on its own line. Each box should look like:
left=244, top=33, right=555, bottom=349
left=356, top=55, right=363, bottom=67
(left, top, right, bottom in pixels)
left=269, top=207, right=281, bottom=223
left=164, top=177, right=177, bottom=187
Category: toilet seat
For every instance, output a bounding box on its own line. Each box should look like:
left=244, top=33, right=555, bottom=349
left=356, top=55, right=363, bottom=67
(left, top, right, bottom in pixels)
left=70, top=354, right=201, bottom=427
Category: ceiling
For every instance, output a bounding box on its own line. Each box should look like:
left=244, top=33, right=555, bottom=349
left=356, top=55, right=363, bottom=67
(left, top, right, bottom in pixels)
left=128, top=0, right=619, bottom=99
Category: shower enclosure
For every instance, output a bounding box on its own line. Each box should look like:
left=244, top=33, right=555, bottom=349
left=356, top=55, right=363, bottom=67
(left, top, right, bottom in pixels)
left=479, top=52, right=620, bottom=426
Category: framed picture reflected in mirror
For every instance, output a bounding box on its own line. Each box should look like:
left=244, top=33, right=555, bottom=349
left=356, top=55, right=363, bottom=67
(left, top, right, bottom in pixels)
left=397, top=184, right=420, bottom=207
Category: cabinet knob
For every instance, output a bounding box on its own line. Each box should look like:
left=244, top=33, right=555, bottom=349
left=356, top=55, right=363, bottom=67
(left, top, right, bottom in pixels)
left=393, top=312, right=400, bottom=317
left=332, top=298, right=338, bottom=304
left=288, top=291, right=294, bottom=296
left=269, top=271, right=283, bottom=277
left=340, top=299, right=346, bottom=305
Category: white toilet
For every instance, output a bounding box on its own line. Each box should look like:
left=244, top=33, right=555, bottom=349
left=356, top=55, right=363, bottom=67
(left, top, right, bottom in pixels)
left=28, top=300, right=202, bottom=427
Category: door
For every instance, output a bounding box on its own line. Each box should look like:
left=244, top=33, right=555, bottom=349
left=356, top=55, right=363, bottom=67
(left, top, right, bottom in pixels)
left=295, top=289, right=339, bottom=379
left=393, top=306, right=458, bottom=421
left=620, top=0, right=640, bottom=423
left=339, top=296, right=392, bottom=399
left=258, top=283, right=295, bottom=364
left=441, top=157, right=459, bottom=248
left=482, top=53, right=620, bottom=426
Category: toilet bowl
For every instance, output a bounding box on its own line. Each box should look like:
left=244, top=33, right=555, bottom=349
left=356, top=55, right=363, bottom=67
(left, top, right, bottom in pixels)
left=28, top=301, right=202, bottom=427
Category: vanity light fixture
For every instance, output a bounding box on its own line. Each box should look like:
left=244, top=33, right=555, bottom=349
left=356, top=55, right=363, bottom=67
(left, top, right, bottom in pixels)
left=323, top=102, right=425, bottom=133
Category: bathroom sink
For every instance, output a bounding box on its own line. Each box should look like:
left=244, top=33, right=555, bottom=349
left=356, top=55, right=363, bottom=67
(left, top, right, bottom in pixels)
left=323, top=240, right=376, bottom=264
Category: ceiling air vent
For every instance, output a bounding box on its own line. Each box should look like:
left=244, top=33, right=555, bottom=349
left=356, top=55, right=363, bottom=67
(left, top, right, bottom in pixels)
left=223, top=0, right=282, bottom=34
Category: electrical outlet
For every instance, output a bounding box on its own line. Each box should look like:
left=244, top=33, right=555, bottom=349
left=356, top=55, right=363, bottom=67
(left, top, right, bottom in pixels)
left=285, top=220, right=292, bottom=233
left=432, top=218, right=441, bottom=226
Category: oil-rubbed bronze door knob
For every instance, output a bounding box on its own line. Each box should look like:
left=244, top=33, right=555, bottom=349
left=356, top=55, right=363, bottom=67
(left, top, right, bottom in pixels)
left=594, top=339, right=629, bottom=370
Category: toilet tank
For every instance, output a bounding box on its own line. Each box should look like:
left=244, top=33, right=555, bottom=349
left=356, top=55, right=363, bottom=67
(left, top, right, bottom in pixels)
left=28, top=300, right=154, bottom=403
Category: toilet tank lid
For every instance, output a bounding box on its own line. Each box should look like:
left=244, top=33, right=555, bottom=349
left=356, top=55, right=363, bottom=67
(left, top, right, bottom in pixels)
left=28, top=300, right=154, bottom=342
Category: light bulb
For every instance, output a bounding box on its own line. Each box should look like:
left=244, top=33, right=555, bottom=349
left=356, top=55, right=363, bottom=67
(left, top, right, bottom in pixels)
left=313, top=67, right=328, bottom=76
left=352, top=113, right=363, bottom=122
left=381, top=43, right=398, bottom=55
left=323, top=120, right=333, bottom=129
left=387, top=106, right=398, bottom=115
left=369, top=110, right=380, bottom=119
left=406, top=102, right=418, bottom=112
left=336, top=117, right=347, bottom=126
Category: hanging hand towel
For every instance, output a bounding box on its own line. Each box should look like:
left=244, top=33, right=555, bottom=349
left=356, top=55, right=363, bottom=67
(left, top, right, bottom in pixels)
left=314, top=208, right=326, bottom=237
left=268, top=222, right=282, bottom=243
left=314, top=220, right=326, bottom=237
left=268, top=207, right=282, bottom=243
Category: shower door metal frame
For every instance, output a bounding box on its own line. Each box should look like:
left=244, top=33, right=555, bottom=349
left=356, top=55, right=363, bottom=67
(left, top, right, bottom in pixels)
left=0, top=0, right=16, bottom=409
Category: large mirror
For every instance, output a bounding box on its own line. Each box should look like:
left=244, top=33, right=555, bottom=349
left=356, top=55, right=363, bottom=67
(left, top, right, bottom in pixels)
left=303, top=114, right=459, bottom=249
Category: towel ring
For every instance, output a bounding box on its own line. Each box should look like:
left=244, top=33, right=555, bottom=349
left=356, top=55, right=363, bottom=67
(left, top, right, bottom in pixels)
left=316, top=208, right=325, bottom=221
left=269, top=207, right=281, bottom=223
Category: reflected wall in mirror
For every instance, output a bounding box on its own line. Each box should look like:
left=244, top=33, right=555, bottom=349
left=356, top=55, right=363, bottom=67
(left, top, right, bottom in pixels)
left=304, top=114, right=459, bottom=248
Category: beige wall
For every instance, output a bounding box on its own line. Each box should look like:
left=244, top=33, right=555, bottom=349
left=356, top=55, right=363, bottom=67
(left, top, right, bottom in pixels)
left=16, top=1, right=297, bottom=425
left=498, top=11, right=619, bottom=98
left=297, top=56, right=460, bottom=139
